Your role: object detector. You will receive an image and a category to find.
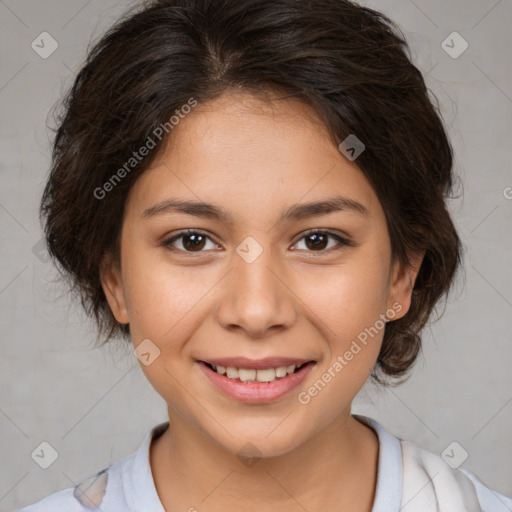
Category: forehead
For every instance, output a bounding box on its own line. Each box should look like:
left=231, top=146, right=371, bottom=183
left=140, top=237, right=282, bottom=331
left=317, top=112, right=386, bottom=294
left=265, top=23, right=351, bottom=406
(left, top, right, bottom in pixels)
left=125, top=91, right=382, bottom=224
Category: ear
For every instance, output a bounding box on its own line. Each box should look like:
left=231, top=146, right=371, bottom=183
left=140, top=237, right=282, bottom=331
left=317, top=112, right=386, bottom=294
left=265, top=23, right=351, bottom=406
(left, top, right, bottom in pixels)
left=387, top=251, right=425, bottom=320
left=99, top=253, right=130, bottom=324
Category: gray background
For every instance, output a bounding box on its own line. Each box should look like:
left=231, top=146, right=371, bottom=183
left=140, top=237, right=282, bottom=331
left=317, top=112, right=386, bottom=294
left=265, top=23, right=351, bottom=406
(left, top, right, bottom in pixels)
left=1, top=0, right=511, bottom=509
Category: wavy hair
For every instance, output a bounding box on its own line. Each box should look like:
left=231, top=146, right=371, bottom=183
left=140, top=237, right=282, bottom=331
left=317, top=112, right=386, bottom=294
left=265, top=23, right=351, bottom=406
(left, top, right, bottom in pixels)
left=41, top=0, right=462, bottom=386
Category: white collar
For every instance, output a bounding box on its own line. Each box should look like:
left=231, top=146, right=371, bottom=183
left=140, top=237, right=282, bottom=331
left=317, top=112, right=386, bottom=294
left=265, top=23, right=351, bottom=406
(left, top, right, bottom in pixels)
left=112, top=415, right=402, bottom=511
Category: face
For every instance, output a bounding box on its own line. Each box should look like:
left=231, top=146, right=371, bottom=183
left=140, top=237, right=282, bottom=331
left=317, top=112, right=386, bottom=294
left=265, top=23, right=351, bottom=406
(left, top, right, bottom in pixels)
left=101, top=91, right=420, bottom=458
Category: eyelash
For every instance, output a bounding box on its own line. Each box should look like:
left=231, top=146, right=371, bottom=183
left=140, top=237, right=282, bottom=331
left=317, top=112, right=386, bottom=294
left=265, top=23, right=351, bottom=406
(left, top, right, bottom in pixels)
left=162, top=228, right=351, bottom=255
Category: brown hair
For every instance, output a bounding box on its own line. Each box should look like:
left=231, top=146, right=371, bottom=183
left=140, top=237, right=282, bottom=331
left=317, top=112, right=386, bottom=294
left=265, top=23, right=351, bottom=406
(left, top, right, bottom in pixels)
left=41, top=0, right=462, bottom=386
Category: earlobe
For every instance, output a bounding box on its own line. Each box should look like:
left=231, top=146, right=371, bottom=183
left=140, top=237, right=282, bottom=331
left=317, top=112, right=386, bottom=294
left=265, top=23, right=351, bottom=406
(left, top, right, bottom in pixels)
left=388, top=251, right=425, bottom=319
left=99, top=254, right=130, bottom=324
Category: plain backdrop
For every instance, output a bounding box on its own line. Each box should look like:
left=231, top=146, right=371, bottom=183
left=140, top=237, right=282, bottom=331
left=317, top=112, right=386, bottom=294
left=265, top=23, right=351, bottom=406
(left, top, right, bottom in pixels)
left=0, top=0, right=511, bottom=509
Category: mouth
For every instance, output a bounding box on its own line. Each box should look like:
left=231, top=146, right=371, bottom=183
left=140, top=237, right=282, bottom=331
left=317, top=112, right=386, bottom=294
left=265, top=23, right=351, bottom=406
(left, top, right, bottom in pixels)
left=200, top=360, right=313, bottom=383
left=196, top=357, right=317, bottom=403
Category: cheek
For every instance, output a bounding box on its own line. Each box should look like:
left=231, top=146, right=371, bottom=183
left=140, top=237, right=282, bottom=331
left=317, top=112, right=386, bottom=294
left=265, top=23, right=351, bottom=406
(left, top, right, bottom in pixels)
left=122, top=253, right=207, bottom=396
left=121, top=248, right=215, bottom=343
left=300, top=253, right=391, bottom=341
left=294, top=255, right=391, bottom=411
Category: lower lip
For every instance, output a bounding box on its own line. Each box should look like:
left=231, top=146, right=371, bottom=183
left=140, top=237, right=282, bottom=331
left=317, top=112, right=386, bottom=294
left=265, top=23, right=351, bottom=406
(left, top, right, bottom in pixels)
left=197, top=361, right=316, bottom=404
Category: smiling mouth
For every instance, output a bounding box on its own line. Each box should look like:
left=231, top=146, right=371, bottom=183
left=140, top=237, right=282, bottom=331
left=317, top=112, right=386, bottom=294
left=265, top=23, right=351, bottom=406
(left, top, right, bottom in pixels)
left=201, top=361, right=313, bottom=383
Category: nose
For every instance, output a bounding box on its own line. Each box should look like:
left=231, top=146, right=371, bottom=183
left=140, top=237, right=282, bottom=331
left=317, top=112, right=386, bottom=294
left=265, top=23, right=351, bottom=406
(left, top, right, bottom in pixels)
left=214, top=246, right=297, bottom=338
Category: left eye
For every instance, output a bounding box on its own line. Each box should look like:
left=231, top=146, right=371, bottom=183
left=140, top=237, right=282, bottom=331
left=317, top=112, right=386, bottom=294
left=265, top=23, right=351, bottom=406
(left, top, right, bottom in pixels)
left=162, top=229, right=349, bottom=253
left=292, top=230, right=349, bottom=252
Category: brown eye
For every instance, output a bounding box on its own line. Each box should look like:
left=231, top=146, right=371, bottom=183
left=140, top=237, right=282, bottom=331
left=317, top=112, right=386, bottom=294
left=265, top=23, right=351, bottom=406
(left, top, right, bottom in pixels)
left=182, top=233, right=206, bottom=251
left=292, top=230, right=350, bottom=253
left=304, top=232, right=329, bottom=251
left=163, top=230, right=218, bottom=252
left=162, top=229, right=350, bottom=255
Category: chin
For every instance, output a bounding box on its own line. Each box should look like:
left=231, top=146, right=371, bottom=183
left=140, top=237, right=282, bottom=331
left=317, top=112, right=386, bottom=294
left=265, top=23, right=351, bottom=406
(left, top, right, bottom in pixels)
left=210, top=424, right=308, bottom=461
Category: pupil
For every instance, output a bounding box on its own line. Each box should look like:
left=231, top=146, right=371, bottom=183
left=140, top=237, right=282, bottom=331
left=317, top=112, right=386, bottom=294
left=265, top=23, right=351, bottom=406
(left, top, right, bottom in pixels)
left=184, top=234, right=205, bottom=251
left=306, top=233, right=327, bottom=251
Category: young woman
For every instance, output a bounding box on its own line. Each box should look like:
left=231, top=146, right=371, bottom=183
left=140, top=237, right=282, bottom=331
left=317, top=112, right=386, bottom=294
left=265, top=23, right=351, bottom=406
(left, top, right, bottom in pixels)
left=18, top=0, right=511, bottom=510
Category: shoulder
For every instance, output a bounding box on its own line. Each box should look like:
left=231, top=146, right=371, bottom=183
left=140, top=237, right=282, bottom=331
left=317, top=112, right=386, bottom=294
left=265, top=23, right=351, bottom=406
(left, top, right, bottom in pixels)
left=400, top=439, right=512, bottom=512
left=16, top=421, right=168, bottom=512
left=16, top=468, right=111, bottom=512
left=16, top=464, right=124, bottom=511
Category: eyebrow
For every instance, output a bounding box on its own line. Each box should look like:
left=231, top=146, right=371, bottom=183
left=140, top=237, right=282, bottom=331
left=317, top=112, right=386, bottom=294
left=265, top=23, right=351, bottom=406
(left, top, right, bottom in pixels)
left=142, top=195, right=370, bottom=223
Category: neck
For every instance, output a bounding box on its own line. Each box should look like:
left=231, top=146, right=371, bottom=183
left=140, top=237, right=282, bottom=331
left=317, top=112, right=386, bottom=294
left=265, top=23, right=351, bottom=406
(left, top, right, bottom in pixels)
left=150, top=409, right=379, bottom=512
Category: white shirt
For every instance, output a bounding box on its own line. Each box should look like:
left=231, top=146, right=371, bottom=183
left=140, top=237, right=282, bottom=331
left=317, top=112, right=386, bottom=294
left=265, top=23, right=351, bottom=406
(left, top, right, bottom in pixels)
left=17, top=414, right=512, bottom=511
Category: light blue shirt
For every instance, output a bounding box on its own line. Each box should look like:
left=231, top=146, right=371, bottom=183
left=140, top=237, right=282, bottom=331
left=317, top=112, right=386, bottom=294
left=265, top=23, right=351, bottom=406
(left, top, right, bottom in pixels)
left=16, top=415, right=512, bottom=511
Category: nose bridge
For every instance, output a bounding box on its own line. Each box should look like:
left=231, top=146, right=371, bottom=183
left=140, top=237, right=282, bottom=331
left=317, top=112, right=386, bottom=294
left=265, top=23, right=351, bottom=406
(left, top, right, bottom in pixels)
left=215, top=237, right=295, bottom=336
left=236, top=245, right=278, bottom=297
left=233, top=238, right=283, bottom=308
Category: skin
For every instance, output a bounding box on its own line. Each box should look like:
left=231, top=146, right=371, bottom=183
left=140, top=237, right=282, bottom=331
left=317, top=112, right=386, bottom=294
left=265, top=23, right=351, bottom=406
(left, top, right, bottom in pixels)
left=100, top=90, right=423, bottom=512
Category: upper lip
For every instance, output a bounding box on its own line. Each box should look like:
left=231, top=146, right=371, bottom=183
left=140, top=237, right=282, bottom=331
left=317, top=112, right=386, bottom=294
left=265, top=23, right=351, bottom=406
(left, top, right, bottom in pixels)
left=198, top=357, right=315, bottom=370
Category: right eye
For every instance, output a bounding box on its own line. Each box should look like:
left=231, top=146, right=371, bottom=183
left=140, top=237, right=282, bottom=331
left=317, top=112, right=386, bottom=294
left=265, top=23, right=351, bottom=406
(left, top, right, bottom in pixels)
left=162, top=229, right=221, bottom=253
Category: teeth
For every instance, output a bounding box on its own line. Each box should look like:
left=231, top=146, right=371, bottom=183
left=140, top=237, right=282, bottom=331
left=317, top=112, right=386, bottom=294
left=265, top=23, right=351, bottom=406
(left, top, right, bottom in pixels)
left=212, top=363, right=302, bottom=382
left=238, top=368, right=256, bottom=382
left=226, top=367, right=239, bottom=379
left=256, top=368, right=276, bottom=382
left=275, top=366, right=288, bottom=378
